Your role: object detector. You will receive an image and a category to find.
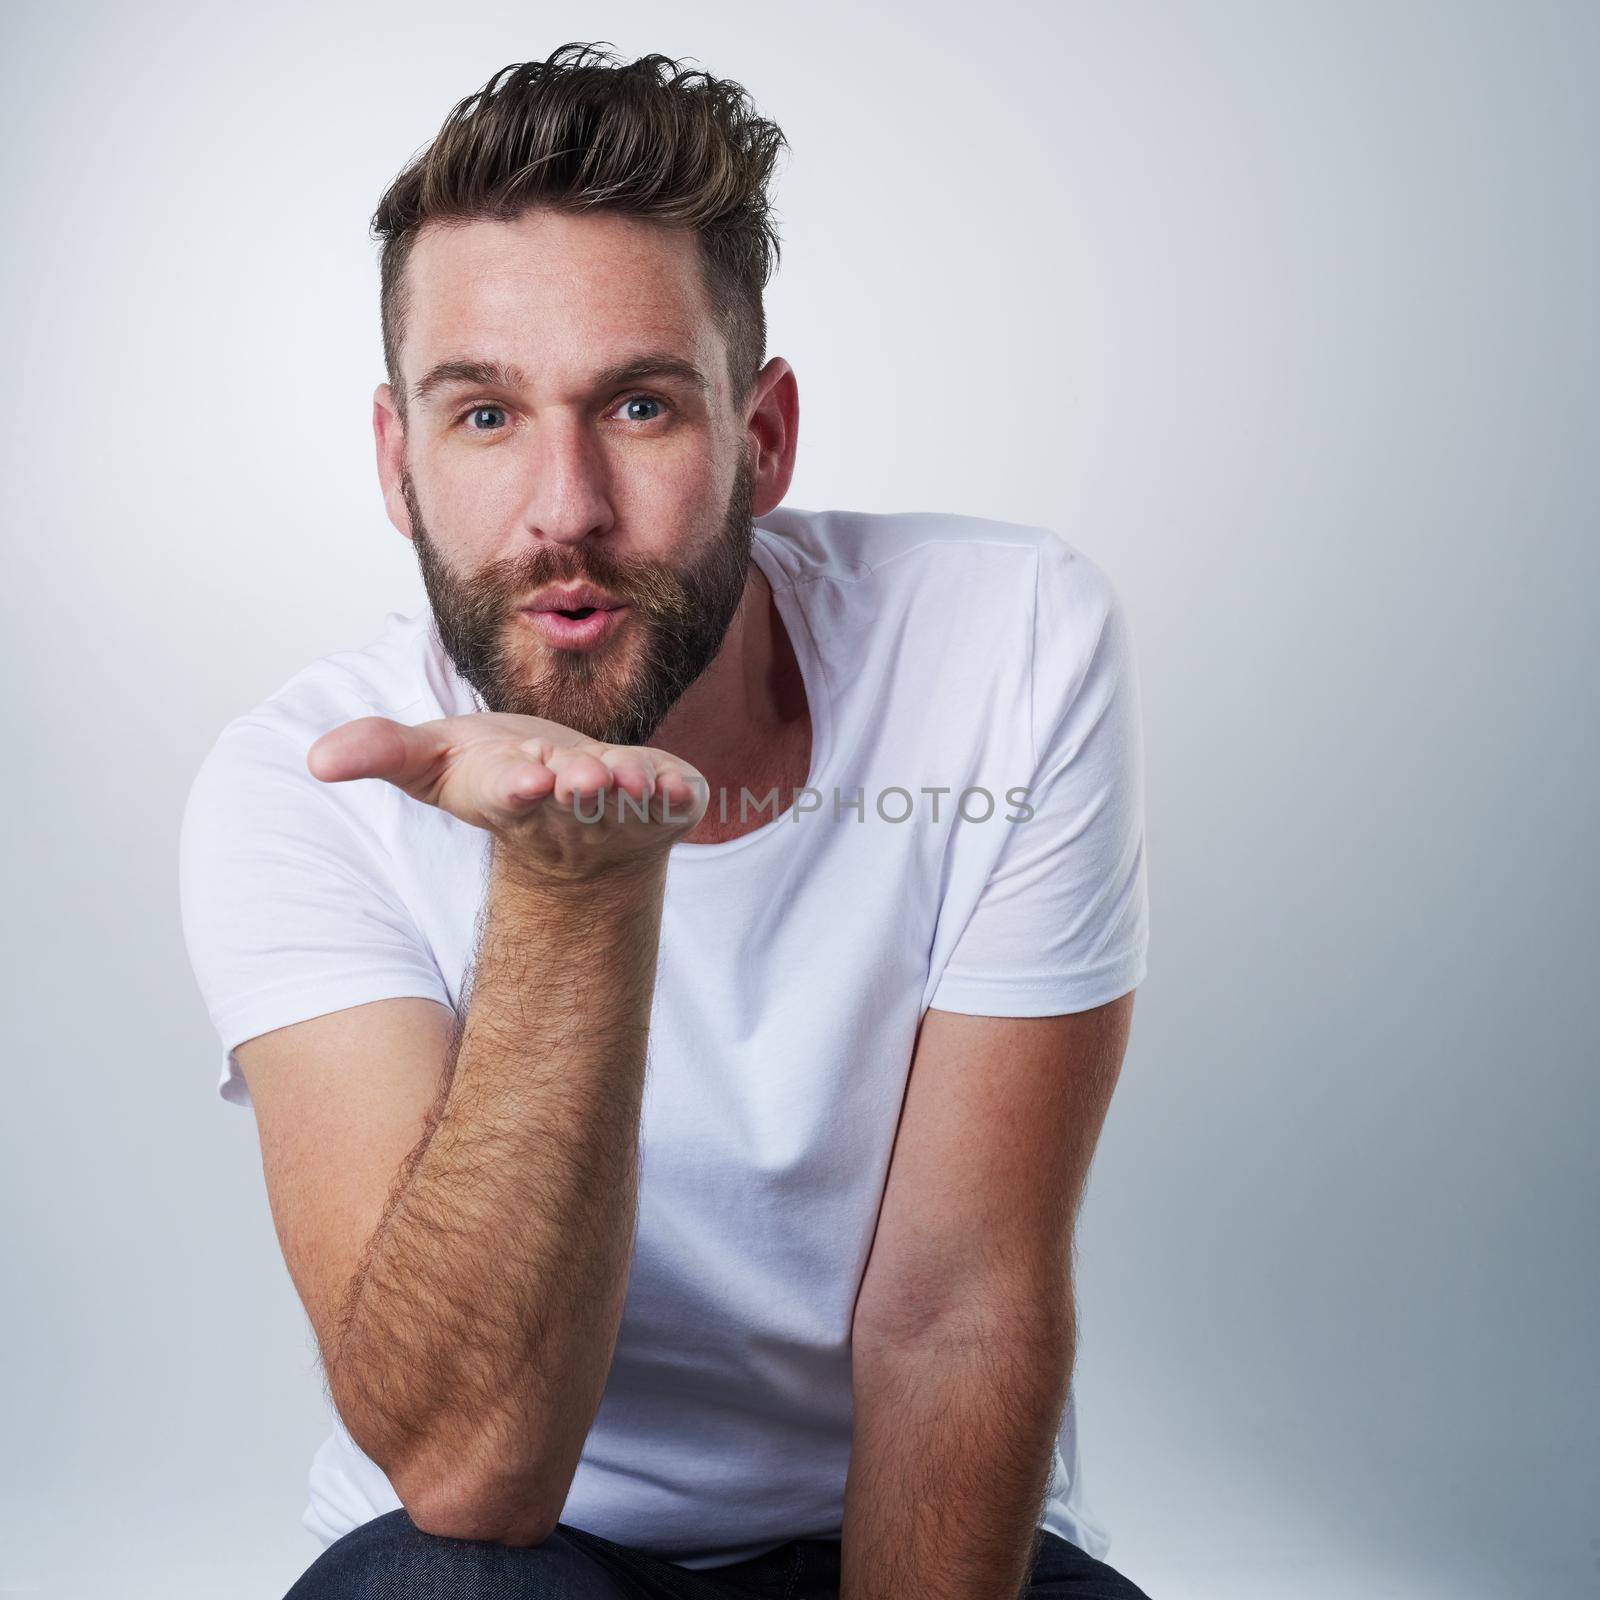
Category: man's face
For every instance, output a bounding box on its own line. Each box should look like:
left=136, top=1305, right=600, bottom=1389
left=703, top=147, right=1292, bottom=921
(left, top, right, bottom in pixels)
left=384, top=209, right=759, bottom=747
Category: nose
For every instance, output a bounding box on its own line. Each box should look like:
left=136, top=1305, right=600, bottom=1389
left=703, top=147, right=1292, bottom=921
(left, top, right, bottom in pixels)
left=515, top=411, right=616, bottom=548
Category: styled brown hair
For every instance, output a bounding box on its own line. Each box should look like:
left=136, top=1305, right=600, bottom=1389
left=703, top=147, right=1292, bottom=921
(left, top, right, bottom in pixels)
left=372, top=42, right=788, bottom=422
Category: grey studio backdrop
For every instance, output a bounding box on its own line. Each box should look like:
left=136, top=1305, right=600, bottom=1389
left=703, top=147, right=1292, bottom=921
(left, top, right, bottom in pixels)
left=1, top=3, right=1595, bottom=1597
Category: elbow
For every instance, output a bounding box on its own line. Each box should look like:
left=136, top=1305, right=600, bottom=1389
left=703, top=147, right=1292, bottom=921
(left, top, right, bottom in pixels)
left=366, top=1423, right=564, bottom=1545
left=326, top=1368, right=568, bottom=1543
left=391, top=1462, right=560, bottom=1545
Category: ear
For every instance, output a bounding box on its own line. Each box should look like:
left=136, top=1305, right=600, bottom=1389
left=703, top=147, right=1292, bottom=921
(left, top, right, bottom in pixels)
left=744, top=357, right=799, bottom=518
left=373, top=383, right=413, bottom=542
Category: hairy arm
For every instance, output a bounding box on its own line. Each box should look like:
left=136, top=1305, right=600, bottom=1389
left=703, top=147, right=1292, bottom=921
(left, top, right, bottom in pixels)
left=846, top=1311, right=1071, bottom=1598
left=320, top=844, right=666, bottom=1542
left=843, top=996, right=1134, bottom=1597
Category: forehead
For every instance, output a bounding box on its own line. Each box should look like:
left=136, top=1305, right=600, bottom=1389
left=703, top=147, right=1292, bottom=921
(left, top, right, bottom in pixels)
left=399, top=209, right=722, bottom=393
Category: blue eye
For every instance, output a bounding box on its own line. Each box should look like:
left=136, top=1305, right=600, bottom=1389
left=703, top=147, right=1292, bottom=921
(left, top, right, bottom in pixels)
left=465, top=405, right=507, bottom=431
left=619, top=395, right=669, bottom=423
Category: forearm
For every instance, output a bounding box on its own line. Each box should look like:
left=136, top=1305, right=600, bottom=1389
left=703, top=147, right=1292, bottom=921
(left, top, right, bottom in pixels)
left=327, top=843, right=666, bottom=1538
left=842, top=1314, right=1074, bottom=1599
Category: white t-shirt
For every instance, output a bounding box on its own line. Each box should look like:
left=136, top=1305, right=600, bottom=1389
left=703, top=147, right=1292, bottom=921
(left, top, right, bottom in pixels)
left=178, top=503, right=1150, bottom=1568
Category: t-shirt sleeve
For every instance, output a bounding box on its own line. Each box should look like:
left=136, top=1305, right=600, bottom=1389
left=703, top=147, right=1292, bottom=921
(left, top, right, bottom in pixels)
left=928, top=541, right=1150, bottom=1017
left=178, top=713, right=454, bottom=1107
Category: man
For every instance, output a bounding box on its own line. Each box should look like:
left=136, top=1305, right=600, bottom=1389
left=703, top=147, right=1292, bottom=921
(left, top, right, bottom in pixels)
left=179, top=42, right=1153, bottom=1600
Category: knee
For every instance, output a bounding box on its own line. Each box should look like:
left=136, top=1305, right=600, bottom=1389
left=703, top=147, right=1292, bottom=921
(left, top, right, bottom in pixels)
left=283, top=1510, right=629, bottom=1600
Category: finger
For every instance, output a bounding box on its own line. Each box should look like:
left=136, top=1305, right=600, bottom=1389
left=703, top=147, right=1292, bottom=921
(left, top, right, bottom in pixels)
left=515, top=734, right=558, bottom=765
left=544, top=746, right=617, bottom=805
left=458, top=744, right=558, bottom=829
left=307, top=716, right=449, bottom=793
left=653, top=766, right=707, bottom=823
left=497, top=752, right=558, bottom=810
left=598, top=749, right=657, bottom=803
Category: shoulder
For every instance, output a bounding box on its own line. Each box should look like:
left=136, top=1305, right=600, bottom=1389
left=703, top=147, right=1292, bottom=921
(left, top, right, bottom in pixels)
left=197, top=605, right=447, bottom=763
left=245, top=605, right=449, bottom=740
left=762, top=502, right=1126, bottom=671
left=181, top=605, right=448, bottom=842
left=759, top=503, right=1119, bottom=618
left=758, top=503, right=1064, bottom=586
left=1030, top=528, right=1125, bottom=632
left=1024, top=537, right=1141, bottom=776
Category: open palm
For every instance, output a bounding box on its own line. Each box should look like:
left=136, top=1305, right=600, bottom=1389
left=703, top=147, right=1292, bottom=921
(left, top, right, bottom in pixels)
left=307, top=712, right=709, bottom=877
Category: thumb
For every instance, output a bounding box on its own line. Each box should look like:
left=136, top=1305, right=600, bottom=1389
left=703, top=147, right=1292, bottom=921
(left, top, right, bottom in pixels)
left=307, top=715, right=445, bottom=792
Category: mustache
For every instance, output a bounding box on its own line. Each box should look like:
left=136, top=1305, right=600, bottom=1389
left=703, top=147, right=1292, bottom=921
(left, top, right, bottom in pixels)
left=474, top=549, right=701, bottom=627
left=410, top=527, right=688, bottom=622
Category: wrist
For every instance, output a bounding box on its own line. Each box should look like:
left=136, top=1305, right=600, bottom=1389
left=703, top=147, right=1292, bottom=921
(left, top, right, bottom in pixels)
left=489, top=833, right=670, bottom=895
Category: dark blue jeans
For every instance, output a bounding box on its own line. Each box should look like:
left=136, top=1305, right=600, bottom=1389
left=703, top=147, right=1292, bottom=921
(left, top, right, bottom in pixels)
left=284, top=1510, right=1152, bottom=1598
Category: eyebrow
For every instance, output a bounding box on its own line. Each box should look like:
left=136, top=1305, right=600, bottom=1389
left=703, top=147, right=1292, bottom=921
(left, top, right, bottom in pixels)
left=411, top=352, right=713, bottom=409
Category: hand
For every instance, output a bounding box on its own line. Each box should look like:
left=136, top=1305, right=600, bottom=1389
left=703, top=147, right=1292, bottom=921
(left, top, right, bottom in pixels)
left=307, top=712, right=709, bottom=880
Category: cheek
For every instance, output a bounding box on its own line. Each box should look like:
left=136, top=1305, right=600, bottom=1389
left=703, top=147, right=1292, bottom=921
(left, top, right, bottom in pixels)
left=424, top=458, right=526, bottom=551
left=608, top=447, right=724, bottom=533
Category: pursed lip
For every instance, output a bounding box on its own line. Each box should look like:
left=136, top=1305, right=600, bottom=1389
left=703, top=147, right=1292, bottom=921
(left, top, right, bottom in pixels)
left=523, top=583, right=625, bottom=613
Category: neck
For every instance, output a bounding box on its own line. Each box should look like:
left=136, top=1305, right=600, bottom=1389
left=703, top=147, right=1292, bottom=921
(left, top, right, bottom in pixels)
left=652, top=559, right=810, bottom=837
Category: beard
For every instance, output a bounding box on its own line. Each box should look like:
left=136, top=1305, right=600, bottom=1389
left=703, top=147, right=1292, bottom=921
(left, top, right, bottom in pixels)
left=404, top=450, right=757, bottom=748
